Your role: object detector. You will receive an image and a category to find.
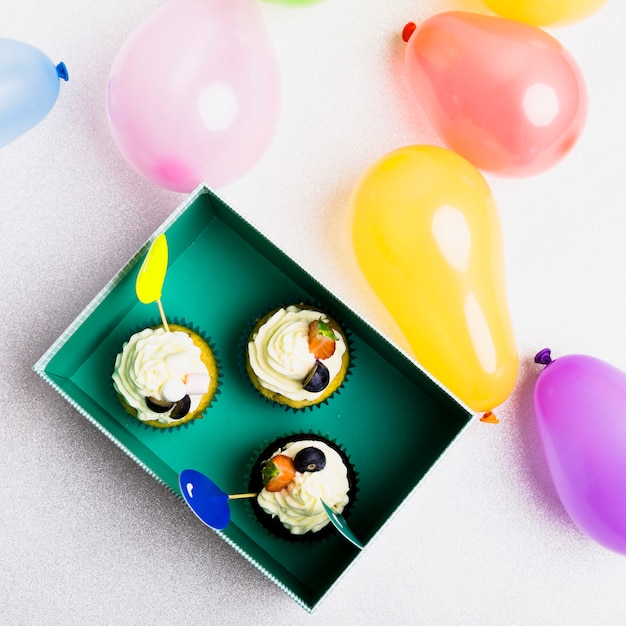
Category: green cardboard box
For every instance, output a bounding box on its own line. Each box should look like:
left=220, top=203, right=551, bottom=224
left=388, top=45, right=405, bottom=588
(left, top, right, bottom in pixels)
left=34, top=185, right=473, bottom=611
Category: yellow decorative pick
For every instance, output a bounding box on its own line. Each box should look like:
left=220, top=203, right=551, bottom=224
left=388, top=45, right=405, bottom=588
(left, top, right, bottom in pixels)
left=136, top=233, right=169, bottom=331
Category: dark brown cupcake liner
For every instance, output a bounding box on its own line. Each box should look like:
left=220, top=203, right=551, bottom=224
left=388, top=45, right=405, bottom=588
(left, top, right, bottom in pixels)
left=245, top=431, right=359, bottom=544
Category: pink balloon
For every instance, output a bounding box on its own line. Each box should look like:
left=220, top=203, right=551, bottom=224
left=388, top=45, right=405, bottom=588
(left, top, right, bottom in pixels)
left=107, top=0, right=281, bottom=192
left=534, top=349, right=626, bottom=555
left=402, top=12, right=588, bottom=177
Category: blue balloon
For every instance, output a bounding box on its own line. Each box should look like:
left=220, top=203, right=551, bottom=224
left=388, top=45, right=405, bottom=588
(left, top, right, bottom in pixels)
left=0, top=38, right=68, bottom=148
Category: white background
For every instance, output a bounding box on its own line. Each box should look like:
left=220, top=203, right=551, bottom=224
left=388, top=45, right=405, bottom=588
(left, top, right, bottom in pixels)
left=2, top=0, right=626, bottom=624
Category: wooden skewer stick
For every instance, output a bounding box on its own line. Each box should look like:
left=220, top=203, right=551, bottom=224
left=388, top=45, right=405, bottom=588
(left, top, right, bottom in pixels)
left=156, top=299, right=170, bottom=332
left=228, top=493, right=258, bottom=500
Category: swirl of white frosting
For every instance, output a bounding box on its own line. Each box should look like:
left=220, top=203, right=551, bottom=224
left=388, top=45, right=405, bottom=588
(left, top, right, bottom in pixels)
left=247, top=306, right=346, bottom=401
left=257, top=440, right=350, bottom=535
left=112, top=327, right=210, bottom=424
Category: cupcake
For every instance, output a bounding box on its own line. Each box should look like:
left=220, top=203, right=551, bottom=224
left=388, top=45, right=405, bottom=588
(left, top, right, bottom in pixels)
left=248, top=433, right=357, bottom=540
left=112, top=322, right=219, bottom=429
left=245, top=303, right=349, bottom=409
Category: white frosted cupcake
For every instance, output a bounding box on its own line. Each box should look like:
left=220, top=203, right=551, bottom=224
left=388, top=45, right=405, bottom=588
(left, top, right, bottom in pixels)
left=245, top=304, right=350, bottom=410
left=112, top=322, right=219, bottom=429
left=248, top=433, right=357, bottom=541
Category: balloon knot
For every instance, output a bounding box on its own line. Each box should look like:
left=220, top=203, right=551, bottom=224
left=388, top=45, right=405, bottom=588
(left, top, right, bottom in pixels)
left=534, top=348, right=553, bottom=366
left=480, top=411, right=499, bottom=424
left=402, top=22, right=417, bottom=43
left=56, top=62, right=69, bottom=81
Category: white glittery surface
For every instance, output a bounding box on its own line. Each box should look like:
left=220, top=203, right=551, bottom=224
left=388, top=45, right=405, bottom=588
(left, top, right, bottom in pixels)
left=3, top=0, right=626, bottom=623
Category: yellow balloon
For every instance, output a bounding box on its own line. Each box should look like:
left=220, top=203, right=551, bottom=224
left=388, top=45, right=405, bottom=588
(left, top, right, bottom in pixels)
left=350, top=145, right=518, bottom=413
left=136, top=233, right=168, bottom=304
left=483, top=0, right=609, bottom=27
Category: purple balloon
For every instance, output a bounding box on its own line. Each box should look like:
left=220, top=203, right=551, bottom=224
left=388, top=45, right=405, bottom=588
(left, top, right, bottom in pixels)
left=534, top=349, right=626, bottom=555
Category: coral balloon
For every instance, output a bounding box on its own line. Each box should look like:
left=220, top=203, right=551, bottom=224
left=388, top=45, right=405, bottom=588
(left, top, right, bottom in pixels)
left=107, top=0, right=281, bottom=192
left=534, top=349, right=626, bottom=555
left=350, top=145, right=518, bottom=414
left=402, top=12, right=587, bottom=177
left=0, top=38, right=68, bottom=148
left=483, top=0, right=609, bottom=27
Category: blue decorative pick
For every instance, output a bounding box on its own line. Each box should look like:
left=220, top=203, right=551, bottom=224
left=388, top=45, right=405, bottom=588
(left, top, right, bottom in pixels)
left=179, top=469, right=256, bottom=531
left=180, top=470, right=364, bottom=548
left=321, top=500, right=364, bottom=549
